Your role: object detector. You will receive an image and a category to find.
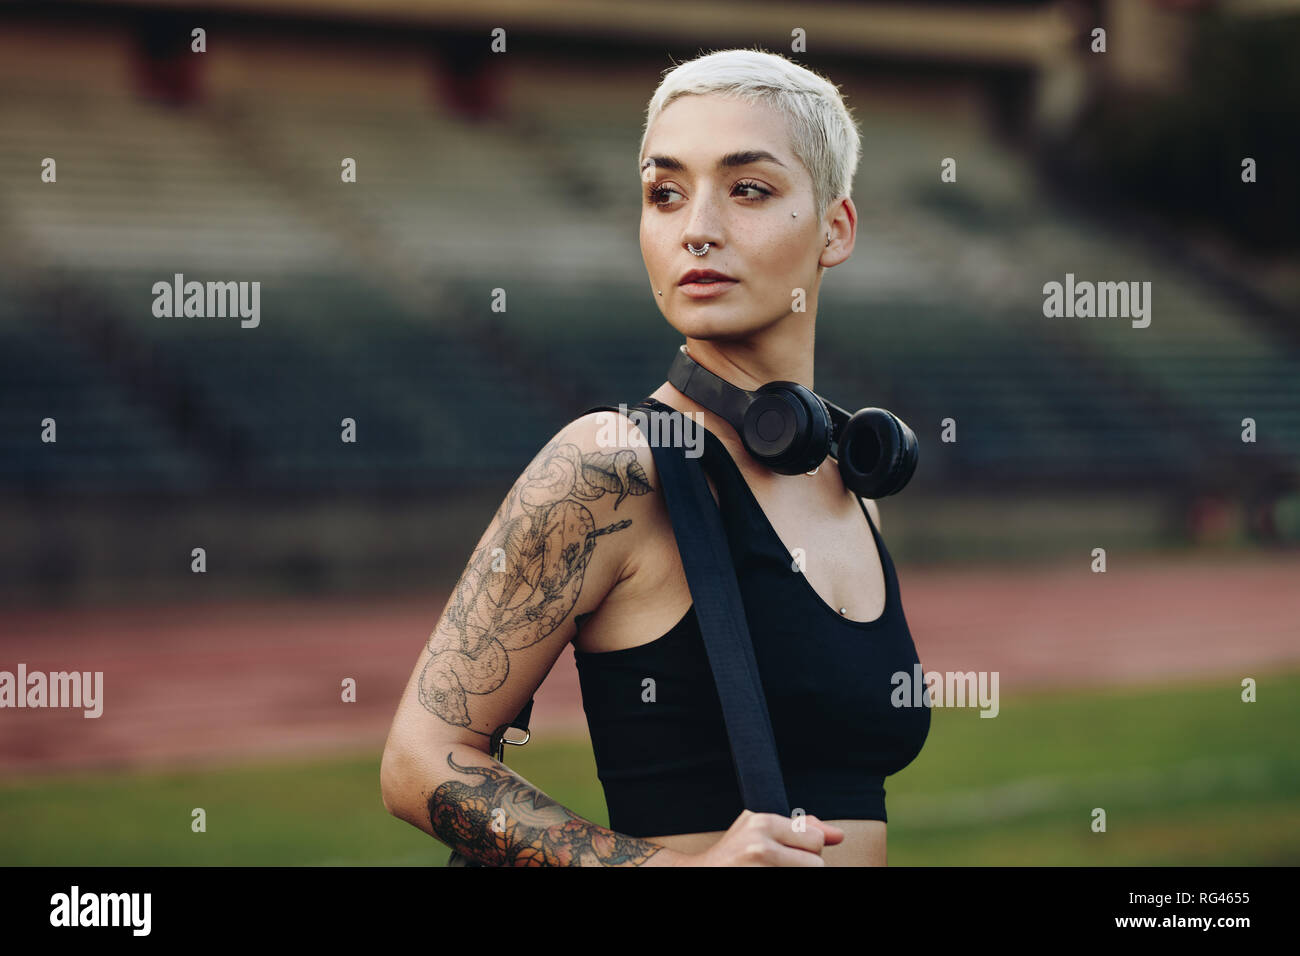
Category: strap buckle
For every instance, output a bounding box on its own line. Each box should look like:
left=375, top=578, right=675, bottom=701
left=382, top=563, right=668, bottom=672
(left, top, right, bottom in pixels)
left=491, top=725, right=531, bottom=762
left=489, top=697, right=535, bottom=762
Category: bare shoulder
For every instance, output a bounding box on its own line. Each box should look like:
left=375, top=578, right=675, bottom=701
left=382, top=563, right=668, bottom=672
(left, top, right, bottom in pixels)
left=396, top=410, right=662, bottom=747
left=558, top=408, right=662, bottom=503
left=542, top=408, right=667, bottom=564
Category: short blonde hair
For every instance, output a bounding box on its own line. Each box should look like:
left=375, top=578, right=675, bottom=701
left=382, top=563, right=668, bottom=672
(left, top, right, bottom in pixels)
left=639, top=47, right=862, bottom=222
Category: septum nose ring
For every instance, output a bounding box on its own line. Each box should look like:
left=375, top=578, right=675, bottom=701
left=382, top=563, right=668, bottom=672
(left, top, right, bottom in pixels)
left=686, top=242, right=710, bottom=256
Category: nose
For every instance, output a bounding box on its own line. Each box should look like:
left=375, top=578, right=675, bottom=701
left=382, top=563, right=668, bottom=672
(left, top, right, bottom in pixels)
left=680, top=182, right=725, bottom=250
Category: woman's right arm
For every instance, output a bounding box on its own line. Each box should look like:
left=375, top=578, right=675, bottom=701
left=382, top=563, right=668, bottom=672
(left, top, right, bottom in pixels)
left=379, top=411, right=686, bottom=866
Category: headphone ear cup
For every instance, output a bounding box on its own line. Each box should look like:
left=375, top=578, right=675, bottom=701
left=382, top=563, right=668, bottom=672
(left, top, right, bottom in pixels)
left=895, top=417, right=919, bottom=491
left=742, top=383, right=832, bottom=475
left=837, top=408, right=918, bottom=497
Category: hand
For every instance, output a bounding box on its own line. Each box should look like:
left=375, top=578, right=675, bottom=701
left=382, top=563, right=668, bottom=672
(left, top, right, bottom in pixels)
left=685, top=810, right=845, bottom=866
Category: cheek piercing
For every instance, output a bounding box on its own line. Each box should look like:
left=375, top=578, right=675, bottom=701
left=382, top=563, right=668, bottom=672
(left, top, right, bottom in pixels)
left=795, top=210, right=832, bottom=245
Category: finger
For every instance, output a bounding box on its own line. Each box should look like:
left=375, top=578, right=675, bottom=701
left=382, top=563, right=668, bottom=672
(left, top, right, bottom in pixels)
left=813, top=823, right=846, bottom=845
left=766, top=842, right=828, bottom=867
left=805, top=816, right=847, bottom=843
left=772, top=814, right=846, bottom=842
left=766, top=819, right=832, bottom=854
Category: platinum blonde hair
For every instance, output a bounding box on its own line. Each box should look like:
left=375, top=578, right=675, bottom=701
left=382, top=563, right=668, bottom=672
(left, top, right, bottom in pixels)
left=639, top=47, right=862, bottom=223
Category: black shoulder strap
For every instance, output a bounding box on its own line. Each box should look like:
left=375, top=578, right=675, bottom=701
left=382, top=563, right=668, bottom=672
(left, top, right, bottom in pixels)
left=631, top=399, right=790, bottom=815
left=494, top=400, right=791, bottom=821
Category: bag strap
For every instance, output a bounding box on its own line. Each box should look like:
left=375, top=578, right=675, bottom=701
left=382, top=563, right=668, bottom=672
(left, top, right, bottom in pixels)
left=495, top=399, right=791, bottom=821
left=583, top=399, right=790, bottom=814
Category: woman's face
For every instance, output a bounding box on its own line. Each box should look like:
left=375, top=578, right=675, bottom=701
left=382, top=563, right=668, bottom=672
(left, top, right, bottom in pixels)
left=639, top=93, right=848, bottom=341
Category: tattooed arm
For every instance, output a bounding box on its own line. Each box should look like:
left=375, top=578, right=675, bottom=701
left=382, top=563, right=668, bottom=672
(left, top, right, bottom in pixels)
left=395, top=744, right=677, bottom=866
left=381, top=412, right=684, bottom=866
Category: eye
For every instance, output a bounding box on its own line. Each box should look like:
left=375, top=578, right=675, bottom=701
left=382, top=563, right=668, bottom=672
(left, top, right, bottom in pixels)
left=646, top=183, right=682, bottom=206
left=645, top=180, right=774, bottom=207
left=733, top=179, right=772, bottom=200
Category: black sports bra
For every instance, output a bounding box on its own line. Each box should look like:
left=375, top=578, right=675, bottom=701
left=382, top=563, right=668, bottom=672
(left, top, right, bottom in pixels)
left=572, top=402, right=931, bottom=838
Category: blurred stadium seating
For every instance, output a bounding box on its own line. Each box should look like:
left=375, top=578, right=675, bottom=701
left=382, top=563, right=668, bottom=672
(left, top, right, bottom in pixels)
left=0, top=1, right=1296, bottom=601
left=3, top=81, right=1295, bottom=491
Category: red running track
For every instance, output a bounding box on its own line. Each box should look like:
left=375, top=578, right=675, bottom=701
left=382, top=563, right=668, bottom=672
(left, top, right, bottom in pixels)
left=1, top=553, right=1297, bottom=774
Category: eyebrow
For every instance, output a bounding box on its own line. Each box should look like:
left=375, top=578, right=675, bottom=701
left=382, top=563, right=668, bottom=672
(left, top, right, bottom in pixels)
left=640, top=150, right=788, bottom=174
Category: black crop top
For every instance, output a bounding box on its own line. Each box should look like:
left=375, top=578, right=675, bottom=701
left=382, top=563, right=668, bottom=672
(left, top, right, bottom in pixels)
left=572, top=406, right=931, bottom=838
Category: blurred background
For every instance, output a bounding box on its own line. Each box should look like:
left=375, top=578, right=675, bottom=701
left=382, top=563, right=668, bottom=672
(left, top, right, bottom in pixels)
left=0, top=0, right=1297, bottom=865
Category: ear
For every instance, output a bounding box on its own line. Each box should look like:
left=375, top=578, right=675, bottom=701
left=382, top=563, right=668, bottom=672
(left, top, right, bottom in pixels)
left=820, top=196, right=857, bottom=267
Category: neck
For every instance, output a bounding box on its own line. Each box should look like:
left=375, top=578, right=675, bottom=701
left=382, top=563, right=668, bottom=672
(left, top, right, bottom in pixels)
left=682, top=312, right=815, bottom=392
left=652, top=313, right=817, bottom=459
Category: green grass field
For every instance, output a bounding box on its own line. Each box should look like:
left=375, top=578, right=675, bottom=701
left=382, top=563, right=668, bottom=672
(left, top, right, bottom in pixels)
left=2, top=669, right=1297, bottom=866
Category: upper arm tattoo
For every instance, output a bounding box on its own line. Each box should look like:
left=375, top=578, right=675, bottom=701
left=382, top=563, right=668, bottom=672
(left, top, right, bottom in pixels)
left=418, top=435, right=651, bottom=731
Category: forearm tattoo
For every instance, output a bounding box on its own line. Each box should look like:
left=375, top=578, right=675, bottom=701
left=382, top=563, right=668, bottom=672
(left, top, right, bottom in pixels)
left=429, top=751, right=664, bottom=866
left=419, top=437, right=650, bottom=731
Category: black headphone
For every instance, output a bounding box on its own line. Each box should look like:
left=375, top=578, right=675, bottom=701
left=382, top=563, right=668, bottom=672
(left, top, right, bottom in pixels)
left=667, top=345, right=918, bottom=498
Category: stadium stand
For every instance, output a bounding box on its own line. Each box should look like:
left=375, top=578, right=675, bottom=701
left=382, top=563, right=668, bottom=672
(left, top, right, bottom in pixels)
left=0, top=65, right=1295, bottom=502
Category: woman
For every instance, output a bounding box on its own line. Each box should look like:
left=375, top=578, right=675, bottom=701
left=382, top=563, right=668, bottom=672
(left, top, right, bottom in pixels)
left=381, top=48, right=930, bottom=866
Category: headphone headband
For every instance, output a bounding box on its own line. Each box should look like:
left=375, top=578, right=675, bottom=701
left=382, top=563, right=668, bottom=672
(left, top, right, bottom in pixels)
left=666, top=345, right=757, bottom=442
left=668, top=345, right=851, bottom=455
left=665, top=345, right=918, bottom=496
